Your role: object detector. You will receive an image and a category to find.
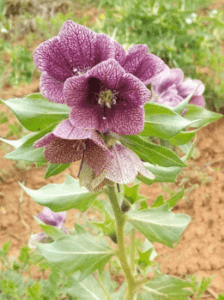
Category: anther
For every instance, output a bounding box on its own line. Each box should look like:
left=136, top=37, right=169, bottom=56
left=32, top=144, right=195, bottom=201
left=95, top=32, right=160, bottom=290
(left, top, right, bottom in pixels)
left=102, top=116, right=107, bottom=120
left=106, top=102, right=111, bottom=108
left=111, top=99, right=116, bottom=105
left=98, top=98, right=103, bottom=105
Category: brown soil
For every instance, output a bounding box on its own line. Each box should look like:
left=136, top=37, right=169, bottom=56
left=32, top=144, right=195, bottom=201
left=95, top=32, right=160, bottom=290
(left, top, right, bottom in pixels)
left=0, top=80, right=224, bottom=297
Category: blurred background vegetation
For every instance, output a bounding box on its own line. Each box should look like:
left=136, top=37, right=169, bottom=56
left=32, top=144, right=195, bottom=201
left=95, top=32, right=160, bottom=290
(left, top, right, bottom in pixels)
left=0, top=0, right=223, bottom=112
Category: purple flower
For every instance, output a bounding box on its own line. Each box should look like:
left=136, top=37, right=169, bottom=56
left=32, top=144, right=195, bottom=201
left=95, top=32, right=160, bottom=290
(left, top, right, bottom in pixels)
left=151, top=67, right=205, bottom=108
left=33, top=20, right=115, bottom=104
left=64, top=59, right=151, bottom=135
left=34, top=119, right=113, bottom=176
left=28, top=207, right=68, bottom=249
left=113, top=41, right=166, bottom=85
left=79, top=143, right=155, bottom=192
left=36, top=207, right=67, bottom=229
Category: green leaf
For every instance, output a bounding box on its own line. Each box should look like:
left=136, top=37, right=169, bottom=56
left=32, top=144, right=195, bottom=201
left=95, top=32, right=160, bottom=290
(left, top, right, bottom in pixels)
left=166, top=188, right=184, bottom=208
left=181, top=135, right=197, bottom=162
left=137, top=274, right=192, bottom=300
left=0, top=93, right=70, bottom=132
left=217, top=294, right=224, bottom=300
left=64, top=275, right=107, bottom=300
left=44, top=163, right=71, bottom=179
left=172, top=89, right=196, bottom=115
left=121, top=135, right=186, bottom=168
left=141, top=102, right=198, bottom=139
left=124, top=183, right=146, bottom=204
left=127, top=204, right=191, bottom=247
left=34, top=216, right=65, bottom=240
left=169, top=129, right=197, bottom=146
left=151, top=195, right=164, bottom=208
left=91, top=208, right=116, bottom=237
left=183, top=104, right=223, bottom=128
left=137, top=162, right=182, bottom=185
left=19, top=174, right=99, bottom=212
left=37, top=233, right=113, bottom=280
left=1, top=124, right=56, bottom=163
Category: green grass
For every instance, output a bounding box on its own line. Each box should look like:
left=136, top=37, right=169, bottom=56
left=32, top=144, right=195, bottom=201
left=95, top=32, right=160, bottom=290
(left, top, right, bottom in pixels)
left=94, top=0, right=224, bottom=111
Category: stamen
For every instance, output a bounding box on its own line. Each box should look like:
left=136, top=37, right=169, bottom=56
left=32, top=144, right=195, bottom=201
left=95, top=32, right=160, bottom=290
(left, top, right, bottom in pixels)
left=76, top=145, right=80, bottom=151
left=98, top=98, right=103, bottom=105
left=106, top=102, right=111, bottom=108
left=83, top=142, right=86, bottom=150
left=111, top=99, right=116, bottom=105
left=102, top=116, right=107, bottom=120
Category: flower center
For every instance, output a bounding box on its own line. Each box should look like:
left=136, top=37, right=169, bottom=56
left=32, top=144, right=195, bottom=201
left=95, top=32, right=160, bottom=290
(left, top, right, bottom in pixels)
left=98, top=89, right=118, bottom=119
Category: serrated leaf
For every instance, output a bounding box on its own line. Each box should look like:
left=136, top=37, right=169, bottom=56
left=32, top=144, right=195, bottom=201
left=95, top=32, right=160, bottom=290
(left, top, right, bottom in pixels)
left=183, top=104, right=222, bottom=127
left=121, top=135, right=186, bottom=168
left=141, top=102, right=199, bottom=139
left=137, top=162, right=182, bottom=185
left=19, top=174, right=99, bottom=212
left=137, top=274, right=192, bottom=300
left=127, top=204, right=191, bottom=247
left=44, top=163, right=71, bottom=179
left=37, top=233, right=113, bottom=280
left=0, top=93, right=70, bottom=131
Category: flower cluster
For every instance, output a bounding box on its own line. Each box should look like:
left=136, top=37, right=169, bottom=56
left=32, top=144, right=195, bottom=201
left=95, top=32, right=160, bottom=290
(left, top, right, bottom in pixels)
left=33, top=20, right=205, bottom=190
left=150, top=66, right=205, bottom=108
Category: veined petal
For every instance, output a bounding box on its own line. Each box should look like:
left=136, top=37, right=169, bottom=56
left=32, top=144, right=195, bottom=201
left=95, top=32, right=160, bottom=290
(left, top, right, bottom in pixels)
left=94, top=33, right=115, bottom=64
left=64, top=74, right=89, bottom=107
left=88, top=59, right=125, bottom=91
left=69, top=105, right=108, bottom=132
left=40, top=72, right=65, bottom=104
left=118, top=73, right=151, bottom=105
left=177, top=78, right=205, bottom=98
left=105, top=144, right=154, bottom=184
left=113, top=40, right=126, bottom=66
left=156, top=68, right=184, bottom=94
left=108, top=106, right=144, bottom=135
left=44, top=137, right=83, bottom=164
left=53, top=119, right=94, bottom=140
left=122, top=44, right=148, bottom=75
left=33, top=36, right=73, bottom=82
left=133, top=53, right=167, bottom=85
left=58, top=20, right=95, bottom=68
left=84, top=139, right=111, bottom=176
left=34, top=133, right=55, bottom=148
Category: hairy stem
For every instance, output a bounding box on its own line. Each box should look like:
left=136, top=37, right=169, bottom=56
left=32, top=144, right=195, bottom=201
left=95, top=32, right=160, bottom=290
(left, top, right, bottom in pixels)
left=130, top=229, right=136, bottom=274
left=107, top=185, right=135, bottom=299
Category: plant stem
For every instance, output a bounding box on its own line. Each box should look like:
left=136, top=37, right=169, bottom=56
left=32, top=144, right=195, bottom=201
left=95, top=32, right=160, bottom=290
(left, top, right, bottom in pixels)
left=107, top=185, right=135, bottom=300
left=130, top=229, right=136, bottom=274
left=93, top=271, right=112, bottom=300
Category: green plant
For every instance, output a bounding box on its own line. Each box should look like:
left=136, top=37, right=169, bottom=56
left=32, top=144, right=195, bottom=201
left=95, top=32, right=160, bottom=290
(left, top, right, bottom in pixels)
left=95, top=0, right=224, bottom=111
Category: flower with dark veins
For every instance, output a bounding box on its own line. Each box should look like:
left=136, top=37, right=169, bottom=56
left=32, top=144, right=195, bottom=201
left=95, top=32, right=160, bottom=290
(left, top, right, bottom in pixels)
left=34, top=119, right=113, bottom=176
left=33, top=20, right=115, bottom=103
left=113, top=41, right=166, bottom=85
left=151, top=67, right=205, bottom=108
left=79, top=143, right=155, bottom=193
left=64, top=59, right=151, bottom=135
